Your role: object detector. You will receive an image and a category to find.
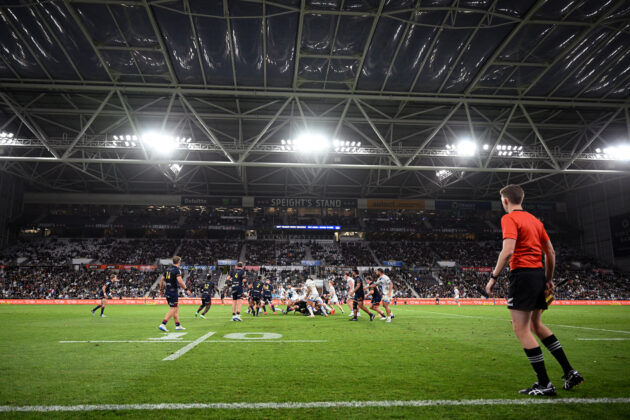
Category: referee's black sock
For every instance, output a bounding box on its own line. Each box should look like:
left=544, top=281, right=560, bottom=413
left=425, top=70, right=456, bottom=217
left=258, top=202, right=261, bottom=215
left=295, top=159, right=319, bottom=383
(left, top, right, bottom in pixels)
left=524, top=347, right=550, bottom=385
left=542, top=334, right=573, bottom=375
left=100, top=307, right=104, bottom=315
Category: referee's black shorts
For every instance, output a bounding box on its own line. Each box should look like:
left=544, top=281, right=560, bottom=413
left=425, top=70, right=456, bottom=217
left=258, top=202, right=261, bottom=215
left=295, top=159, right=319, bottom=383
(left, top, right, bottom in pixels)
left=507, top=267, right=547, bottom=311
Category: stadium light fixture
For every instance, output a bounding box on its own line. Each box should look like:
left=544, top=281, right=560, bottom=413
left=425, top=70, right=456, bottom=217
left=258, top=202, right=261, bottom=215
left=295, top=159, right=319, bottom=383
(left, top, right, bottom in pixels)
left=600, top=144, right=630, bottom=160
left=456, top=139, right=477, bottom=157
left=483, top=144, right=489, bottom=150
left=436, top=169, right=453, bottom=181
left=168, top=163, right=182, bottom=175
left=293, top=132, right=329, bottom=153
left=141, top=131, right=177, bottom=155
left=0, top=132, right=14, bottom=138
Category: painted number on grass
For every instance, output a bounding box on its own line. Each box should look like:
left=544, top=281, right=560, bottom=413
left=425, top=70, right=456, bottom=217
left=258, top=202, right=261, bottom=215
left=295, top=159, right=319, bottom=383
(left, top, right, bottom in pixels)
left=223, top=332, right=283, bottom=340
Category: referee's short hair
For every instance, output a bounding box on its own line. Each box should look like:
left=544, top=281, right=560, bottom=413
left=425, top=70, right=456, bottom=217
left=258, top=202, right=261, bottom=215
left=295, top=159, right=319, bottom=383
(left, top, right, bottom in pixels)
left=500, top=184, right=524, bottom=205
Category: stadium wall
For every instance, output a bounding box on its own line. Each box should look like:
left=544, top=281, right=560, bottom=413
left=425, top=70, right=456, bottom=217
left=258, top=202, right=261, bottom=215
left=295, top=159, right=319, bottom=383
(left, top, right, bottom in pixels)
left=0, top=173, right=23, bottom=249
left=565, top=178, right=630, bottom=273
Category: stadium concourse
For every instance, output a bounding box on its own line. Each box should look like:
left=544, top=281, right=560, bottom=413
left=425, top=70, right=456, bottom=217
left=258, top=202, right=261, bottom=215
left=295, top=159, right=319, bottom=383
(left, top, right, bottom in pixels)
left=1, top=204, right=628, bottom=301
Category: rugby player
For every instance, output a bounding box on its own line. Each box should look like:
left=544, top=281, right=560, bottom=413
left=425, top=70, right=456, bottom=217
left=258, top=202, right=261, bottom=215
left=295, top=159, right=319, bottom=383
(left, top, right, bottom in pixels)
left=327, top=280, right=344, bottom=314
left=227, top=262, right=247, bottom=321
left=91, top=274, right=117, bottom=317
left=158, top=256, right=192, bottom=331
left=376, top=268, right=394, bottom=322
left=195, top=273, right=217, bottom=319
left=348, top=269, right=375, bottom=322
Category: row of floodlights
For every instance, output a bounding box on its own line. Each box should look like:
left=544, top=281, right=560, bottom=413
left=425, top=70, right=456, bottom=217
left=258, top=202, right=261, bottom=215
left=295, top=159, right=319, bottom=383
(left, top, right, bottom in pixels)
left=280, top=134, right=362, bottom=153
left=594, top=146, right=630, bottom=160
left=0, top=132, right=15, bottom=144
left=111, top=133, right=193, bottom=153
left=445, top=141, right=525, bottom=157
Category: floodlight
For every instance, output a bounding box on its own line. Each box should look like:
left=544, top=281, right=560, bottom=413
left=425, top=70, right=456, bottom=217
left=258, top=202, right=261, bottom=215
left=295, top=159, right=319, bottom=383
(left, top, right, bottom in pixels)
left=456, top=140, right=477, bottom=157
left=518, top=146, right=523, bottom=151
left=294, top=132, right=329, bottom=153
left=483, top=144, right=489, bottom=150
left=113, top=135, right=118, bottom=141
left=596, top=148, right=601, bottom=153
left=606, top=144, right=630, bottom=160
left=124, top=141, right=130, bottom=147
left=141, top=132, right=176, bottom=155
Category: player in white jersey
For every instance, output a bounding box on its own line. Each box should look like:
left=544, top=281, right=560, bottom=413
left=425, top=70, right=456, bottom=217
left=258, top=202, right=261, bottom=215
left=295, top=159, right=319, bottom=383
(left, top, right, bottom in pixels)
left=304, top=278, right=330, bottom=317
left=344, top=272, right=358, bottom=317
left=454, top=286, right=460, bottom=307
left=375, top=268, right=394, bottom=322
left=327, top=280, right=345, bottom=314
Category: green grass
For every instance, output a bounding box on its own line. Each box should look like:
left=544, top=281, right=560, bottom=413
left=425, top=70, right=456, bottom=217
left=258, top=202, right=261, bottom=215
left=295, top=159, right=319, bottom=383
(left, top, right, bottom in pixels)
left=0, top=304, right=629, bottom=419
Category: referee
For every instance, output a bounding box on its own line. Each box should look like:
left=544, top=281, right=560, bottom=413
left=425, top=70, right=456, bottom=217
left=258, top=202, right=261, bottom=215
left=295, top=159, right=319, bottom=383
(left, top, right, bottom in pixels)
left=485, top=184, right=583, bottom=396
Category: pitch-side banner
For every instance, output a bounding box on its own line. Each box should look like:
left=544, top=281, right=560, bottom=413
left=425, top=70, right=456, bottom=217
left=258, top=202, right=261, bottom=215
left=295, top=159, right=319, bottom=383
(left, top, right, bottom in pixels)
left=2, top=298, right=630, bottom=305
left=254, top=197, right=357, bottom=208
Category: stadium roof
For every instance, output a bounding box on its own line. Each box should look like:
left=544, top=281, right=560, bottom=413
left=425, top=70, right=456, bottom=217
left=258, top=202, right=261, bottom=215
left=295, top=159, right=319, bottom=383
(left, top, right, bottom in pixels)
left=0, top=0, right=629, bottom=200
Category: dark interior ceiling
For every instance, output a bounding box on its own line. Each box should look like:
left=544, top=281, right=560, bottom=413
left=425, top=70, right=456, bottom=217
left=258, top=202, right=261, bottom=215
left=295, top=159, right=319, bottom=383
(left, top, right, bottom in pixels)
left=0, top=0, right=629, bottom=200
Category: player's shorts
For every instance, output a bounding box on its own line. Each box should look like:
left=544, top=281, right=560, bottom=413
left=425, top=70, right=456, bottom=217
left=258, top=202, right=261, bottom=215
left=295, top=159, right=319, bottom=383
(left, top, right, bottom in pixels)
left=251, top=295, right=261, bottom=304
left=201, top=294, right=211, bottom=305
left=232, top=287, right=243, bottom=300
left=98, top=293, right=106, bottom=299
left=507, top=267, right=547, bottom=311
left=329, top=296, right=339, bottom=304
left=308, top=295, right=322, bottom=303
left=263, top=297, right=272, bottom=305
left=371, top=295, right=382, bottom=305
left=381, top=296, right=392, bottom=304
left=354, top=290, right=364, bottom=301
left=165, top=292, right=178, bottom=307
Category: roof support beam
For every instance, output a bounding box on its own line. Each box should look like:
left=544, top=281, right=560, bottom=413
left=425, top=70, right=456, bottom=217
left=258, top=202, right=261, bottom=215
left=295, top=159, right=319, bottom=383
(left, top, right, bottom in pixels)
left=404, top=103, right=461, bottom=166
left=0, top=92, right=59, bottom=158
left=179, top=94, right=234, bottom=162
left=1, top=155, right=628, bottom=175
left=563, top=108, right=623, bottom=170
left=519, top=104, right=560, bottom=170
left=354, top=98, right=401, bottom=166
left=62, top=90, right=114, bottom=158
left=239, top=97, right=292, bottom=162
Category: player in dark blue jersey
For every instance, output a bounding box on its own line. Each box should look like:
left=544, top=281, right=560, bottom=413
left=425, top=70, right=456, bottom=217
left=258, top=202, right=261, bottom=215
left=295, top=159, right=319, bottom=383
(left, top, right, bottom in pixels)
left=261, top=280, right=276, bottom=315
left=195, top=273, right=217, bottom=319
left=158, top=256, right=192, bottom=331
left=91, top=274, right=117, bottom=317
left=250, top=276, right=264, bottom=316
left=227, top=261, right=247, bottom=321
left=349, top=268, right=375, bottom=322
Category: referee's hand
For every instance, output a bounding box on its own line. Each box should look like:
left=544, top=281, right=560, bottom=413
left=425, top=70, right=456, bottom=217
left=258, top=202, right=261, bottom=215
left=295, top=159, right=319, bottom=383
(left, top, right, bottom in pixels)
left=485, top=278, right=496, bottom=297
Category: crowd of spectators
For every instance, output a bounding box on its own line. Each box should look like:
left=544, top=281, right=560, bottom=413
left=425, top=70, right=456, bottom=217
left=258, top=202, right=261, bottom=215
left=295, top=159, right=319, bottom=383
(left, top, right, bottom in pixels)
left=0, top=268, right=157, bottom=299
left=276, top=242, right=306, bottom=265
left=246, top=241, right=277, bottom=265
left=178, top=240, right=242, bottom=265
left=371, top=241, right=437, bottom=266
left=310, top=241, right=344, bottom=265
left=339, top=242, right=376, bottom=266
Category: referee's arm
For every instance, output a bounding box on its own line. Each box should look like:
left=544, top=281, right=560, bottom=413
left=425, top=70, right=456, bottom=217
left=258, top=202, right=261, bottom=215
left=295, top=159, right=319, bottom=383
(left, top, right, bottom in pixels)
left=542, top=240, right=556, bottom=290
left=486, top=239, right=515, bottom=296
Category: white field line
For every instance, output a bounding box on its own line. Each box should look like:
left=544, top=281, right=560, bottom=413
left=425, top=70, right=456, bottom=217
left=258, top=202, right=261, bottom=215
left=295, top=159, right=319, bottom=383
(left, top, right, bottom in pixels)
left=419, top=310, right=630, bottom=335
left=576, top=338, right=630, bottom=341
left=59, top=340, right=326, bottom=344
left=1, top=398, right=629, bottom=412
left=59, top=341, right=194, bottom=343
left=162, top=331, right=215, bottom=361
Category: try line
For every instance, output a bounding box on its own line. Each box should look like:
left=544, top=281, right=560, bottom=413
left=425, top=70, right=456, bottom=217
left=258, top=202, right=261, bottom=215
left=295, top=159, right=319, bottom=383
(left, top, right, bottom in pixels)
left=1, top=398, right=629, bottom=412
